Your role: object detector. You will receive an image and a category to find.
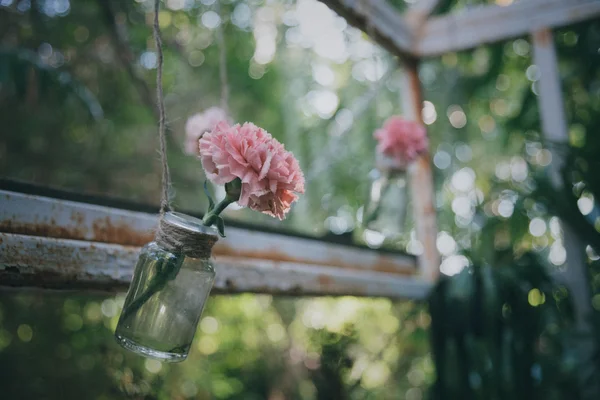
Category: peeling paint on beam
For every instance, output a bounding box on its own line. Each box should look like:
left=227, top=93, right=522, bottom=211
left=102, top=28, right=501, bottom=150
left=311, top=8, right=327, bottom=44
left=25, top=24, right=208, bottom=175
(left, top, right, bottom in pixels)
left=416, top=0, right=600, bottom=57
left=212, top=256, right=431, bottom=298
left=319, top=0, right=600, bottom=60
left=0, top=190, right=417, bottom=275
left=0, top=234, right=431, bottom=299
left=0, top=233, right=138, bottom=291
left=318, top=0, right=414, bottom=59
left=0, top=190, right=156, bottom=246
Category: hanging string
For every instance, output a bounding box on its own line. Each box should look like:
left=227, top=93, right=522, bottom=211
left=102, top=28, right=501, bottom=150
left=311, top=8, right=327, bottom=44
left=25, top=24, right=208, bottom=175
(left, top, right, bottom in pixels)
left=215, top=0, right=230, bottom=114
left=365, top=0, right=382, bottom=123
left=154, top=0, right=172, bottom=214
left=152, top=0, right=221, bottom=252
left=363, top=0, right=380, bottom=106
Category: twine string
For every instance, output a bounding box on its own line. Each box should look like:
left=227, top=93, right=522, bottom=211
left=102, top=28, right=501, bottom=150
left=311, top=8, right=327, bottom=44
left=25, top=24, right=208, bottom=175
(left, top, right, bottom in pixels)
left=216, top=0, right=230, bottom=114
left=155, top=217, right=218, bottom=259
left=152, top=0, right=218, bottom=256
left=154, top=0, right=172, bottom=215
left=119, top=1, right=216, bottom=325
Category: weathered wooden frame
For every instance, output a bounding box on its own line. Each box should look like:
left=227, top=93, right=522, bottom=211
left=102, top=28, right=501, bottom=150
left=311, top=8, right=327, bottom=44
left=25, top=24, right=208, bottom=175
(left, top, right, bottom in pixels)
left=323, top=0, right=600, bottom=59
left=1, top=0, right=599, bottom=300
left=0, top=185, right=429, bottom=298
left=315, top=0, right=600, bottom=298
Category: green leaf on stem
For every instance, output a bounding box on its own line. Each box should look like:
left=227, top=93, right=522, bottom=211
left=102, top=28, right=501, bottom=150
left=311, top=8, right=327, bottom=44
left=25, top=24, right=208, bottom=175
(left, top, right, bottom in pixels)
left=204, top=180, right=215, bottom=212
left=216, top=216, right=226, bottom=237
left=224, top=178, right=242, bottom=201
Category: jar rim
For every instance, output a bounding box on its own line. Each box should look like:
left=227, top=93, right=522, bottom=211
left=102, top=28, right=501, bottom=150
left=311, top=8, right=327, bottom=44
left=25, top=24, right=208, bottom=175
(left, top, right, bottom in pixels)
left=164, top=212, right=218, bottom=237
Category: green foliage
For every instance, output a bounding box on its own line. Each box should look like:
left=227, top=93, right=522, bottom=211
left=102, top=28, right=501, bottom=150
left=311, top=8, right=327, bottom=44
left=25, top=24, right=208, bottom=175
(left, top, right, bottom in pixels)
left=1, top=0, right=600, bottom=398
left=429, top=256, right=578, bottom=400
left=0, top=293, right=432, bottom=399
left=204, top=180, right=216, bottom=213
left=0, top=47, right=103, bottom=120
left=215, top=215, right=226, bottom=237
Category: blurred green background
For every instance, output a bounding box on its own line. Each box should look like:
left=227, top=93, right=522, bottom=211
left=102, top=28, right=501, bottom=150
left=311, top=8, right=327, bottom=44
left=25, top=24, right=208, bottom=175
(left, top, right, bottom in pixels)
left=1, top=0, right=600, bottom=398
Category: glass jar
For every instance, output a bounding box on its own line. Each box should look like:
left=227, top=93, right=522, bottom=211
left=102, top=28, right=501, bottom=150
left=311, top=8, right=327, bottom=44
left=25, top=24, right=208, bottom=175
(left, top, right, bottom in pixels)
left=362, top=165, right=412, bottom=246
left=115, top=212, right=217, bottom=362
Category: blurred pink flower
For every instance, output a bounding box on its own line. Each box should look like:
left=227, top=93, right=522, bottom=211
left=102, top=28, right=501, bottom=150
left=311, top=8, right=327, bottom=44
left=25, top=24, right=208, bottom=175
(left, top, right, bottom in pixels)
left=199, top=121, right=305, bottom=220
left=374, top=116, right=428, bottom=168
left=184, top=107, right=229, bottom=155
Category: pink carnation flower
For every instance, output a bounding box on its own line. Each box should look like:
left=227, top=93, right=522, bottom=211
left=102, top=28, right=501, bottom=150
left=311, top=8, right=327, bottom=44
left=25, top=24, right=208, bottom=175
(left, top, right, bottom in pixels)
left=374, top=116, right=428, bottom=169
left=199, top=121, right=305, bottom=220
left=184, top=107, right=230, bottom=155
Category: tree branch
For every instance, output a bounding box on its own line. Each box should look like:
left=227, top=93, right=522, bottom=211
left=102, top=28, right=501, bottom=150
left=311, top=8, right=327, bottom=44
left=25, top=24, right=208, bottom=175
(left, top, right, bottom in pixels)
left=97, top=0, right=157, bottom=120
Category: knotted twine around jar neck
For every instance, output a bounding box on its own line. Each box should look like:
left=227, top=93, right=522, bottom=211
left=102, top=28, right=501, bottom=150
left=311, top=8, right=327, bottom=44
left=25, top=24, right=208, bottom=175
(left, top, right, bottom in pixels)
left=152, top=0, right=218, bottom=257
left=155, top=216, right=218, bottom=259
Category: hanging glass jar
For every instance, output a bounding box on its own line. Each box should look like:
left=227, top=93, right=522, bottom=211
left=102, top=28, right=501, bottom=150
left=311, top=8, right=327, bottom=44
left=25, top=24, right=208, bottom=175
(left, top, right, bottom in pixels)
left=362, top=154, right=412, bottom=246
left=115, top=212, right=217, bottom=362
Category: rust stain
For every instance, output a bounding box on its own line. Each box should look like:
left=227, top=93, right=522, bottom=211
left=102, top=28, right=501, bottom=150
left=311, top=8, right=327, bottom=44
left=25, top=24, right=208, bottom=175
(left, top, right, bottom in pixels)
left=318, top=274, right=333, bottom=287
left=1, top=244, right=84, bottom=277
left=0, top=239, right=133, bottom=291
left=70, top=211, right=85, bottom=225
left=0, top=220, right=83, bottom=241
left=91, top=217, right=153, bottom=246
left=0, top=216, right=153, bottom=247
left=373, top=256, right=412, bottom=274
left=213, top=243, right=415, bottom=276
left=224, top=279, right=236, bottom=290
left=534, top=29, right=551, bottom=46
left=405, top=63, right=424, bottom=123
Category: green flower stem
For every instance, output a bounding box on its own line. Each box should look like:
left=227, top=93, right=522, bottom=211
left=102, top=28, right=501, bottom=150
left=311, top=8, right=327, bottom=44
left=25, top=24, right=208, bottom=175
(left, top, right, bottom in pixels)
left=202, top=196, right=236, bottom=226
left=120, top=188, right=237, bottom=325
left=120, top=254, right=183, bottom=324
left=120, top=279, right=164, bottom=322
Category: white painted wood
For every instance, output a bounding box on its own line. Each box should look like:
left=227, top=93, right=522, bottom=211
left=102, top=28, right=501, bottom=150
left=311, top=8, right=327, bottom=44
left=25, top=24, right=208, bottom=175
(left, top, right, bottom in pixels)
left=415, top=0, right=600, bottom=57
left=532, top=29, right=568, bottom=160
left=0, top=190, right=416, bottom=275
left=533, top=27, right=598, bottom=396
left=408, top=0, right=440, bottom=15
left=319, top=0, right=600, bottom=58
left=319, top=0, right=413, bottom=56
left=0, top=233, right=138, bottom=290
left=532, top=28, right=591, bottom=322
left=0, top=233, right=432, bottom=298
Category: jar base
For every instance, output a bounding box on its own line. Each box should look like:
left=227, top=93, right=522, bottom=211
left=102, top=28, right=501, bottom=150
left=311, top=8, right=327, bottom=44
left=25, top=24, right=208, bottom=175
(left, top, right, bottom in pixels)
left=115, top=334, right=188, bottom=363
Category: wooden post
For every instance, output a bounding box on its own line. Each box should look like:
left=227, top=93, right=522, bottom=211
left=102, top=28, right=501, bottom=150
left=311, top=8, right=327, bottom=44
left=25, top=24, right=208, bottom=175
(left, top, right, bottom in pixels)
left=532, top=28, right=592, bottom=329
left=401, top=60, right=440, bottom=282
left=532, top=28, right=597, bottom=396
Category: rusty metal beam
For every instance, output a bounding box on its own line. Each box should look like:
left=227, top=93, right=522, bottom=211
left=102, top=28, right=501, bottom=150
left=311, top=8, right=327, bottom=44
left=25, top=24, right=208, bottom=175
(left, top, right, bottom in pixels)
left=415, top=0, right=600, bottom=57
left=0, top=233, right=431, bottom=299
left=0, top=190, right=416, bottom=276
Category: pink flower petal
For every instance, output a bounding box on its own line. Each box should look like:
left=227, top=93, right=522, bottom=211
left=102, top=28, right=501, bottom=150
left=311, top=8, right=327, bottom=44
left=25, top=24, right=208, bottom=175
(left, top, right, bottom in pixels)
left=199, top=121, right=305, bottom=219
left=373, top=116, right=428, bottom=168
